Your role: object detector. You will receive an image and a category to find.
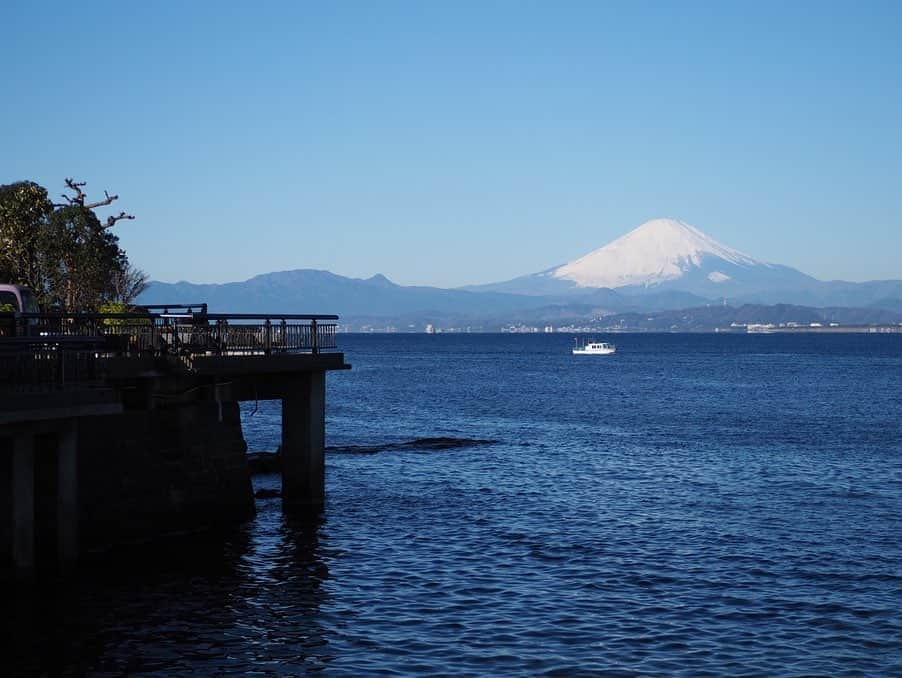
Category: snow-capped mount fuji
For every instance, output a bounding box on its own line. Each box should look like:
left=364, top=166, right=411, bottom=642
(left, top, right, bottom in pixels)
left=468, top=218, right=818, bottom=301
left=551, top=218, right=763, bottom=289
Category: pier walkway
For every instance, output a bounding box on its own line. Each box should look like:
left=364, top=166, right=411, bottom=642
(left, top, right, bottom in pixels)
left=1, top=307, right=349, bottom=578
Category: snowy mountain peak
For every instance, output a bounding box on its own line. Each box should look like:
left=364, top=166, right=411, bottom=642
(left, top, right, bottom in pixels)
left=550, top=218, right=765, bottom=289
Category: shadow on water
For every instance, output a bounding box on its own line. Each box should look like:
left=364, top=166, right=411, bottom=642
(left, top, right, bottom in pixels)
left=2, top=504, right=335, bottom=675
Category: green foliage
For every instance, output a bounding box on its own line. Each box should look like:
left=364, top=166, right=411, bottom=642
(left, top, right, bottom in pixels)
left=0, top=302, right=15, bottom=312
left=0, top=181, right=54, bottom=304
left=99, top=300, right=128, bottom=326
left=99, top=300, right=151, bottom=328
left=45, top=205, right=125, bottom=310
left=98, top=300, right=129, bottom=313
left=0, top=179, right=137, bottom=312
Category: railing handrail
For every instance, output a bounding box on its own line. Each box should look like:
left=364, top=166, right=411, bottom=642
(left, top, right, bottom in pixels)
left=202, top=313, right=339, bottom=321
left=138, top=303, right=208, bottom=314
left=1, top=322, right=341, bottom=392
left=2, top=311, right=339, bottom=322
left=1, top=309, right=342, bottom=390
left=1, top=312, right=340, bottom=356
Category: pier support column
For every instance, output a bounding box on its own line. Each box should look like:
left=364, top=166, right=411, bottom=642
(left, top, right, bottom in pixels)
left=11, top=432, right=35, bottom=578
left=57, top=423, right=78, bottom=569
left=281, top=371, right=326, bottom=511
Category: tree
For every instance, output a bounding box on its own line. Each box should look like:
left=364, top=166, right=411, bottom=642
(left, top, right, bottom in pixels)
left=0, top=178, right=137, bottom=311
left=44, top=204, right=125, bottom=310
left=0, top=181, right=54, bottom=301
left=111, top=260, right=150, bottom=305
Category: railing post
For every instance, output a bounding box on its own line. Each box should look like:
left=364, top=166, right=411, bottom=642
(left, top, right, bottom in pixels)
left=58, top=343, right=65, bottom=386
left=311, top=319, right=318, bottom=355
left=280, top=319, right=287, bottom=352
left=264, top=319, right=272, bottom=355
left=161, top=315, right=170, bottom=356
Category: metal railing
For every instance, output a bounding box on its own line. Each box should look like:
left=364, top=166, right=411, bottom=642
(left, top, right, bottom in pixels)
left=0, top=338, right=105, bottom=391
left=0, top=310, right=340, bottom=389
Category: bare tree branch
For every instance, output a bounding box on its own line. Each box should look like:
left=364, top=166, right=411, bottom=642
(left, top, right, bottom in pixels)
left=112, top=262, right=150, bottom=304
left=85, top=190, right=119, bottom=210
left=62, top=178, right=87, bottom=206
left=104, top=212, right=135, bottom=229
left=61, top=179, right=119, bottom=209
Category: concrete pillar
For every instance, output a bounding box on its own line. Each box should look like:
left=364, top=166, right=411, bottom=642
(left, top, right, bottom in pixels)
left=11, top=432, right=35, bottom=577
left=57, top=423, right=78, bottom=568
left=281, top=371, right=325, bottom=510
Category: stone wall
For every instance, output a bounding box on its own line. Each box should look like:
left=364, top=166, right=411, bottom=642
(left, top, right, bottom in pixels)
left=77, top=400, right=254, bottom=553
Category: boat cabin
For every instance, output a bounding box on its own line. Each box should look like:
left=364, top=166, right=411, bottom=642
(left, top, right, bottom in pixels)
left=572, top=338, right=617, bottom=355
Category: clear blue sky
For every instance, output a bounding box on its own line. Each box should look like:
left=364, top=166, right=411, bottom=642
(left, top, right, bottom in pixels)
left=3, top=1, right=901, bottom=287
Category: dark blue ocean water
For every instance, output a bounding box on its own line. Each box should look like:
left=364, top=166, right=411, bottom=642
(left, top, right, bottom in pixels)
left=9, top=333, right=902, bottom=675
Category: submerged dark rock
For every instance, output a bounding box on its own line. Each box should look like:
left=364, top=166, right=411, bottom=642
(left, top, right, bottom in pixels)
left=327, top=437, right=499, bottom=455
left=247, top=438, right=498, bottom=472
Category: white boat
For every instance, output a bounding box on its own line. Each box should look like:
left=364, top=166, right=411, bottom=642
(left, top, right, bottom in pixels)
left=572, top=338, right=616, bottom=355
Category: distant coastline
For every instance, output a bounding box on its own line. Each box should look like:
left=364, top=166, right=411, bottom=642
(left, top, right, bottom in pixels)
left=335, top=324, right=902, bottom=335
left=721, top=324, right=902, bottom=334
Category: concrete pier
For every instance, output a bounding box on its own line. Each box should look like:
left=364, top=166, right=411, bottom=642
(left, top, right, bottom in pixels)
left=192, top=352, right=348, bottom=512
left=57, top=424, right=78, bottom=568
left=1, top=312, right=347, bottom=578
left=11, top=432, right=35, bottom=576
left=282, top=371, right=326, bottom=509
left=1, top=393, right=119, bottom=578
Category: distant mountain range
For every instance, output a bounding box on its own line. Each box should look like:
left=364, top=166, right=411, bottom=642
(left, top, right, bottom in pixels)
left=138, top=270, right=543, bottom=317
left=465, top=218, right=902, bottom=307
left=138, top=218, right=902, bottom=330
